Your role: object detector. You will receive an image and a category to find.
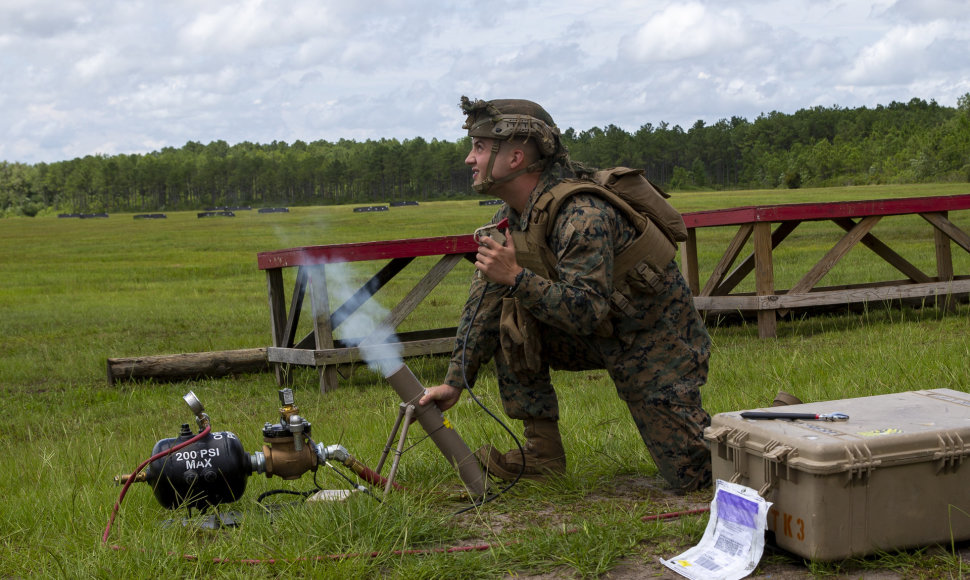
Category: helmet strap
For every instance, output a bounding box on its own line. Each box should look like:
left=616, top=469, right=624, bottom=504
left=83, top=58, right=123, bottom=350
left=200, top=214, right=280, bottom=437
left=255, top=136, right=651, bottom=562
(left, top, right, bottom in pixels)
left=472, top=140, right=546, bottom=195
left=472, top=140, right=503, bottom=194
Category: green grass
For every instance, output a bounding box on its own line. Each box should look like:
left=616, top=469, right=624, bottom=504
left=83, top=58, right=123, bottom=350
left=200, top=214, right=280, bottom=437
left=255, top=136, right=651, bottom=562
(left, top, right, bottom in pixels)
left=1, top=185, right=969, bottom=578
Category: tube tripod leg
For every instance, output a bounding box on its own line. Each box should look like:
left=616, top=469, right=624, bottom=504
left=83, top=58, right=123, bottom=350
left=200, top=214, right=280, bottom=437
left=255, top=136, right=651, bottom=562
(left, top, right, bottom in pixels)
left=377, top=402, right=409, bottom=475
left=385, top=364, right=487, bottom=497
left=384, top=404, right=415, bottom=497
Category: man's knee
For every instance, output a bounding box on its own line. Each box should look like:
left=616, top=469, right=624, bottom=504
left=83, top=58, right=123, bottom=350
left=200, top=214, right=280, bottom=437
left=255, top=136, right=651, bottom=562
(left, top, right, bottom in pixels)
left=625, top=385, right=712, bottom=491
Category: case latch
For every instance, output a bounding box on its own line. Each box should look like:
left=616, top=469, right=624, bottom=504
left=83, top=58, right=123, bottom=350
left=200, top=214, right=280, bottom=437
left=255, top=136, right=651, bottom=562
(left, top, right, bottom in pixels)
left=843, top=444, right=877, bottom=483
left=758, top=440, right=794, bottom=496
left=935, top=432, right=968, bottom=474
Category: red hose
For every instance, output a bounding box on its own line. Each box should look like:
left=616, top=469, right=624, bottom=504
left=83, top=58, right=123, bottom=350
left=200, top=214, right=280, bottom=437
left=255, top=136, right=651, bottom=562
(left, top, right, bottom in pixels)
left=102, top=425, right=213, bottom=545
left=344, top=456, right=404, bottom=491
left=642, top=507, right=710, bottom=521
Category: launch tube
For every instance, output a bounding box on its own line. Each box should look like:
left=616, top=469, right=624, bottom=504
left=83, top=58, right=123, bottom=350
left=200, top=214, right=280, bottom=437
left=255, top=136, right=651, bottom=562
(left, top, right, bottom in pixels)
left=385, top=364, right=487, bottom=497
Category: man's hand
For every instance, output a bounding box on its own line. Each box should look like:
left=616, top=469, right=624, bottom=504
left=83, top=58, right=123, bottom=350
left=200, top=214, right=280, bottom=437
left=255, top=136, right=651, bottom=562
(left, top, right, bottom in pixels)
left=419, top=384, right=463, bottom=412
left=476, top=232, right=523, bottom=286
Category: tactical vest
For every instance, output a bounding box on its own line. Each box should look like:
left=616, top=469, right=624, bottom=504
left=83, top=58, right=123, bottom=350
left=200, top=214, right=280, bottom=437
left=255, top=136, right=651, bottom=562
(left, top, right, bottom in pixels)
left=509, top=167, right=687, bottom=318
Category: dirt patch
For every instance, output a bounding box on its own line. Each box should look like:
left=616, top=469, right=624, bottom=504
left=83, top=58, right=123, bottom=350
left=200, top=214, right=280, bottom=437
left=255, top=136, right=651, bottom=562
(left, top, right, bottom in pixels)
left=513, top=535, right=970, bottom=580
left=462, top=475, right=970, bottom=579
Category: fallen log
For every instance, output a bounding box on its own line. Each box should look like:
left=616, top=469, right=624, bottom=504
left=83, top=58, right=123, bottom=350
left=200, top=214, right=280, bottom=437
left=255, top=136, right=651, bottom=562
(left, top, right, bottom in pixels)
left=106, top=348, right=270, bottom=385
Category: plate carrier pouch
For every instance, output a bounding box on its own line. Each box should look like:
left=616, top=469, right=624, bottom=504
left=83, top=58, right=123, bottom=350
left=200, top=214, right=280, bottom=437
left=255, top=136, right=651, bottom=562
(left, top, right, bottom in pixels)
left=510, top=167, right=687, bottom=321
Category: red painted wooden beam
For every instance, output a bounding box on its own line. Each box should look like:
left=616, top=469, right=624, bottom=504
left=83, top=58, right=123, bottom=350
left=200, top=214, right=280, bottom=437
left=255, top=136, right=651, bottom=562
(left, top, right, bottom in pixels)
left=257, top=194, right=970, bottom=269
left=683, top=194, right=970, bottom=228
left=258, top=234, right=478, bottom=269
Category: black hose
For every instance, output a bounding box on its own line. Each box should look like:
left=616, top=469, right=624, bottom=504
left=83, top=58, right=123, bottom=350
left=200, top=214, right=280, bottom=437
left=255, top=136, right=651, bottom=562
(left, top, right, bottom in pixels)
left=454, top=280, right=525, bottom=514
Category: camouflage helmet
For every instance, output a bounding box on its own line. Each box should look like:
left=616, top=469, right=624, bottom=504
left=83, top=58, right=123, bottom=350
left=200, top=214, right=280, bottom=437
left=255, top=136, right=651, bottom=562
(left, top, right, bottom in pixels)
left=460, top=96, right=563, bottom=159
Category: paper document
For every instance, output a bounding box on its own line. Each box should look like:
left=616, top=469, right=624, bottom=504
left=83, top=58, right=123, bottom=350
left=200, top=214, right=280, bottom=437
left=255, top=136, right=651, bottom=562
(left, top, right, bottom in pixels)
left=661, top=480, right=771, bottom=580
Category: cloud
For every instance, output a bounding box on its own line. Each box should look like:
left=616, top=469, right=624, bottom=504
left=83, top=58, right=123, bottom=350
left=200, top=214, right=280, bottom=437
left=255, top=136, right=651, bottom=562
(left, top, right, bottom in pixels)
left=179, top=0, right=332, bottom=54
left=620, top=3, right=749, bottom=63
left=844, top=21, right=953, bottom=85
left=2, top=0, right=970, bottom=164
left=0, top=0, right=90, bottom=37
left=883, top=0, right=970, bottom=22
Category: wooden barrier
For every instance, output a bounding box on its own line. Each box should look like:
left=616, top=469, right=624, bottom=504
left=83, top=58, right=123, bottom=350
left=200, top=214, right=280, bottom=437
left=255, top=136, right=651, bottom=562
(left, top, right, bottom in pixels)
left=681, top=194, right=970, bottom=337
left=258, top=236, right=478, bottom=392
left=258, top=194, right=970, bottom=391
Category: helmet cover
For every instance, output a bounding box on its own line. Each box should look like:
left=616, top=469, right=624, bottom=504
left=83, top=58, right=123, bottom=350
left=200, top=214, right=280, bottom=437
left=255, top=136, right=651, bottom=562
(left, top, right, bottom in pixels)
left=460, top=96, right=562, bottom=158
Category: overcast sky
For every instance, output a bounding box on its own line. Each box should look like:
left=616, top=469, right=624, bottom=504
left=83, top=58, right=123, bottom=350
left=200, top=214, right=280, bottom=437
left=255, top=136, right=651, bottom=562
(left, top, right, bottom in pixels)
left=2, top=0, right=969, bottom=164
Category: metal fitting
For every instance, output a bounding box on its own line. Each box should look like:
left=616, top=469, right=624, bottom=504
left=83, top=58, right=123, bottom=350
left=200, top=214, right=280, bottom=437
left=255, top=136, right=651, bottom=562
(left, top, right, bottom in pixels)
left=288, top=414, right=305, bottom=452
left=316, top=443, right=350, bottom=464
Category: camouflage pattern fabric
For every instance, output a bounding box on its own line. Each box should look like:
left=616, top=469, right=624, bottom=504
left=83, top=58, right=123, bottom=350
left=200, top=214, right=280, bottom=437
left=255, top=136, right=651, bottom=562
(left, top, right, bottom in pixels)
left=445, top=168, right=712, bottom=491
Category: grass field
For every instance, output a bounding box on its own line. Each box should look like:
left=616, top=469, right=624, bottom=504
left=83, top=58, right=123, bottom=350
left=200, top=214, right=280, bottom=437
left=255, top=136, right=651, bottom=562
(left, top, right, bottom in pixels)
left=2, top=183, right=970, bottom=578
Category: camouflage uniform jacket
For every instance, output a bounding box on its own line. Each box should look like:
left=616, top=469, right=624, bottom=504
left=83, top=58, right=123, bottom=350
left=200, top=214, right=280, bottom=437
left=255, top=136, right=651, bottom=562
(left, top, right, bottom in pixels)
left=444, top=169, right=710, bottom=398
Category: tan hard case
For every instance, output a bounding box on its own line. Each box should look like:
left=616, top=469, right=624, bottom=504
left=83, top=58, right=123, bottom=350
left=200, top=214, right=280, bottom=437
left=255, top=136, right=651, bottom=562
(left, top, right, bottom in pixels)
left=704, top=388, right=970, bottom=561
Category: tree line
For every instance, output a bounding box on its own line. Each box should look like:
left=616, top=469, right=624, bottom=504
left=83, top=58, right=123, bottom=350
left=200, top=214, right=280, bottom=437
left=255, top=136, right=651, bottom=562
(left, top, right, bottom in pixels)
left=2, top=95, right=969, bottom=217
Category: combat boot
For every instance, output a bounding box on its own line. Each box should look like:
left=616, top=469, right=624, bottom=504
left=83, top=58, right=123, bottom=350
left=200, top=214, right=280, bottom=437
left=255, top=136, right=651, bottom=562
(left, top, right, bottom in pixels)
left=475, top=418, right=566, bottom=481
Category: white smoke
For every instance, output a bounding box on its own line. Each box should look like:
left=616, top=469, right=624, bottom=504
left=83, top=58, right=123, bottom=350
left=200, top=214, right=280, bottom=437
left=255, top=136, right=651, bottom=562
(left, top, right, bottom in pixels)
left=316, top=261, right=404, bottom=377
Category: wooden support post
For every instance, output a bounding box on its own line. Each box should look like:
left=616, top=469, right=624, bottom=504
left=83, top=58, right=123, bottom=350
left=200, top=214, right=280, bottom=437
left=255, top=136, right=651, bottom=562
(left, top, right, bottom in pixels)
left=929, top=211, right=955, bottom=282
left=921, top=211, right=970, bottom=254
left=682, top=231, right=700, bottom=294
left=753, top=222, right=776, bottom=338
left=717, top=221, right=799, bottom=296
left=282, top=267, right=309, bottom=349
left=930, top=211, right=956, bottom=311
left=308, top=265, right=339, bottom=394
left=291, top=259, right=416, bottom=357
left=266, top=267, right=291, bottom=386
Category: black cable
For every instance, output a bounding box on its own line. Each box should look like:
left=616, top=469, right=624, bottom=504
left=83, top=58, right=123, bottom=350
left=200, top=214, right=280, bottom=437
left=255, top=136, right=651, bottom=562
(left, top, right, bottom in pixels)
left=311, top=465, right=324, bottom=490
left=255, top=436, right=386, bottom=507
left=306, top=435, right=382, bottom=504
left=452, top=278, right=526, bottom=514
left=323, top=461, right=383, bottom=504
left=256, top=489, right=315, bottom=504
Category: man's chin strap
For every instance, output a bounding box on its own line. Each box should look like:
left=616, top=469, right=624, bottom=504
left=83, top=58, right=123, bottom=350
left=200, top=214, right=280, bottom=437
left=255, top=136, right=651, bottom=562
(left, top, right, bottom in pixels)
left=473, top=140, right=547, bottom=195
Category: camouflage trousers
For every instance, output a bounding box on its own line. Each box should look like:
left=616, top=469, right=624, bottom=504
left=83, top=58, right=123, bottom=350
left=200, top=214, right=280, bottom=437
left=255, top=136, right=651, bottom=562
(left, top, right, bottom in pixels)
left=492, top=328, right=712, bottom=492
